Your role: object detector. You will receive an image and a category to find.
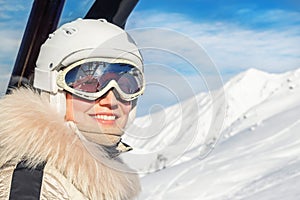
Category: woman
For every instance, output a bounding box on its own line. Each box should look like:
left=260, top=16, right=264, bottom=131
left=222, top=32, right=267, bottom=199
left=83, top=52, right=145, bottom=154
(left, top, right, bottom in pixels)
left=0, top=19, right=144, bottom=199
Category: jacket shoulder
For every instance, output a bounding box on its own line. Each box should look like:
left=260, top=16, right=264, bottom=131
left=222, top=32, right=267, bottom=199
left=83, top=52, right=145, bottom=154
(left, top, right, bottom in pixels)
left=0, top=163, right=88, bottom=200
left=41, top=165, right=88, bottom=200
left=0, top=164, right=15, bottom=200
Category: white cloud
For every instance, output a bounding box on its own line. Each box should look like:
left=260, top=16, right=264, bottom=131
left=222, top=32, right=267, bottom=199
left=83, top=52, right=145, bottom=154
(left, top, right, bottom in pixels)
left=126, top=9, right=300, bottom=113
left=0, top=29, right=21, bottom=54
left=0, top=1, right=31, bottom=21
left=0, top=73, right=11, bottom=95
left=135, top=62, right=224, bottom=116
left=253, top=9, right=300, bottom=24
left=0, top=1, right=26, bottom=12
left=0, top=28, right=23, bottom=90
left=127, top=10, right=300, bottom=74
left=0, top=1, right=33, bottom=93
left=198, top=26, right=300, bottom=72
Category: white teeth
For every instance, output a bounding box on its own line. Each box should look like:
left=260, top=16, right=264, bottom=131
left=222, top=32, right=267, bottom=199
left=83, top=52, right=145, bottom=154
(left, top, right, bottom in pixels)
left=93, top=115, right=116, bottom=120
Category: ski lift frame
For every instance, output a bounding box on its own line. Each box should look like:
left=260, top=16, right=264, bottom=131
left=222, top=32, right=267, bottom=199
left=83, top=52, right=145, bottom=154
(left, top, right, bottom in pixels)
left=6, top=0, right=139, bottom=93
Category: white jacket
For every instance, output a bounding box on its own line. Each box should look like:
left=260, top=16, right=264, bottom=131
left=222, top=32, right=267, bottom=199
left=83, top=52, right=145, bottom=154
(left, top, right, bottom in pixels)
left=0, top=88, right=140, bottom=199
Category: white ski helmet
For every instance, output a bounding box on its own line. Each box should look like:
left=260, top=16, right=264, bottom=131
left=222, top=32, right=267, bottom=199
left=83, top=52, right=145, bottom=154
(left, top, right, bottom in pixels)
left=34, top=18, right=144, bottom=120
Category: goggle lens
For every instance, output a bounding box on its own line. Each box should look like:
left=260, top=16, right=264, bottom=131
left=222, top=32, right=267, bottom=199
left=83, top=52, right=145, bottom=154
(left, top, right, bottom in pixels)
left=63, top=61, right=144, bottom=99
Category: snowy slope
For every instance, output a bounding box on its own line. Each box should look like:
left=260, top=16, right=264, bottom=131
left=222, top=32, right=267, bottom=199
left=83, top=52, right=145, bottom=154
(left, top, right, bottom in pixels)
left=122, top=68, right=300, bottom=199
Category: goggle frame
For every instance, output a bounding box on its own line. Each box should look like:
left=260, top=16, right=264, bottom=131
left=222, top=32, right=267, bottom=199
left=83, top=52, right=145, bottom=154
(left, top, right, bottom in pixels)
left=56, top=58, right=145, bottom=101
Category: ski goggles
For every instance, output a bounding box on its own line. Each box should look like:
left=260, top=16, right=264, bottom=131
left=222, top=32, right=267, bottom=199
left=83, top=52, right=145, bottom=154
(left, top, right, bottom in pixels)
left=56, top=58, right=145, bottom=101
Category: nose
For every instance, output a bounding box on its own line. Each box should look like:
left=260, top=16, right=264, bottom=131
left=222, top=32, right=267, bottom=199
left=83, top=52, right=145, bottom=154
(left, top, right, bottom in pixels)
left=98, top=89, right=118, bottom=107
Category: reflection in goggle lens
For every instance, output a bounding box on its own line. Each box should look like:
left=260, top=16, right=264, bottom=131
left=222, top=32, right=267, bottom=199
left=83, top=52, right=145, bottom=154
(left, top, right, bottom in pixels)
left=65, top=62, right=142, bottom=94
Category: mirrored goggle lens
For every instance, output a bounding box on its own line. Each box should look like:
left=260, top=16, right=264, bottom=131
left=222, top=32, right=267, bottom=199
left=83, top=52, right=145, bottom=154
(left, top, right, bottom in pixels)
left=64, top=61, right=144, bottom=95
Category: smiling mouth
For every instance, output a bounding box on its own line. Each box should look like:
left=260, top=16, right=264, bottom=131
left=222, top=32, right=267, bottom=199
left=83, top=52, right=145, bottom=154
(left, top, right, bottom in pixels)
left=89, top=114, right=118, bottom=121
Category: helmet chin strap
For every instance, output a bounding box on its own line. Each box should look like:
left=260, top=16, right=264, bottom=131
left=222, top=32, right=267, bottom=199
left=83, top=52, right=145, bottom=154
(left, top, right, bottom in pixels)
left=45, top=89, right=137, bottom=159
left=125, top=100, right=137, bottom=130
left=48, top=89, right=137, bottom=147
left=49, top=90, right=67, bottom=116
left=66, top=121, right=132, bottom=159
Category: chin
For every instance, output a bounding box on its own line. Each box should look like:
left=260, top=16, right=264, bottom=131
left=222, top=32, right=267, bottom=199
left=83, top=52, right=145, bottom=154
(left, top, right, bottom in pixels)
left=102, top=127, right=124, bottom=136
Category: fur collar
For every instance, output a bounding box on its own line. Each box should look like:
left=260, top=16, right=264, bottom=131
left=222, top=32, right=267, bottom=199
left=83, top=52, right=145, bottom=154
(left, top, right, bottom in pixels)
left=0, top=88, right=140, bottom=199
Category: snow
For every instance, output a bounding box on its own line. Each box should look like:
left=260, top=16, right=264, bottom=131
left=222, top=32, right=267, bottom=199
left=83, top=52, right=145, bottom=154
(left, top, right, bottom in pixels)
left=121, top=68, right=300, bottom=199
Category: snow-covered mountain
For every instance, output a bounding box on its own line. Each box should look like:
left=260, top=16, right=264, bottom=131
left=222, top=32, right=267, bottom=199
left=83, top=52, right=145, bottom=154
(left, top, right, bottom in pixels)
left=122, top=68, right=300, bottom=199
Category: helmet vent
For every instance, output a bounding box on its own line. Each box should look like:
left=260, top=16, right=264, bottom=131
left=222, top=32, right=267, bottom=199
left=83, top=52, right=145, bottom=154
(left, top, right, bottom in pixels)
left=98, top=19, right=108, bottom=23
left=62, top=27, right=77, bottom=36
left=48, top=33, right=55, bottom=39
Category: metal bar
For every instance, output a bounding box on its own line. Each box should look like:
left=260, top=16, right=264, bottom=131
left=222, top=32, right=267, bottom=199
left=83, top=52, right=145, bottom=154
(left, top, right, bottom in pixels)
left=84, top=0, right=139, bottom=29
left=7, top=0, right=65, bottom=93
left=112, top=0, right=139, bottom=29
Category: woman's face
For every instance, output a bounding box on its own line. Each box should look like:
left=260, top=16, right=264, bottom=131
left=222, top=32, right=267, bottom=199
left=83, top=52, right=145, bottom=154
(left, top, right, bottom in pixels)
left=65, top=90, right=132, bottom=145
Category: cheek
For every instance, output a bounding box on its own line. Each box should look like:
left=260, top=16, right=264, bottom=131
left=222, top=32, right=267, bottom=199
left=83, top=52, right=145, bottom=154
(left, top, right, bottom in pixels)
left=72, top=99, right=94, bottom=113
left=72, top=98, right=94, bottom=118
left=65, top=93, right=95, bottom=122
left=120, top=103, right=132, bottom=116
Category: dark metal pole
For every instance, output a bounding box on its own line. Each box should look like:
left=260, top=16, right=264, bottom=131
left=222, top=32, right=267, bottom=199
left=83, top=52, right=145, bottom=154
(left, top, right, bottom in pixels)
left=85, top=0, right=139, bottom=29
left=7, top=0, right=65, bottom=93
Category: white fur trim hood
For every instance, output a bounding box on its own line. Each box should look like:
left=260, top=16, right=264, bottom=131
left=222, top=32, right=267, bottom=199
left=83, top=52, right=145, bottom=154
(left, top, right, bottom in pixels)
left=0, top=88, right=140, bottom=199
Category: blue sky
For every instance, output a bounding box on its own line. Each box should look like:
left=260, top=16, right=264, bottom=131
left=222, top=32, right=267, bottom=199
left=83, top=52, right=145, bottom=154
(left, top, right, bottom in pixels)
left=135, top=0, right=300, bottom=28
left=0, top=0, right=300, bottom=115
